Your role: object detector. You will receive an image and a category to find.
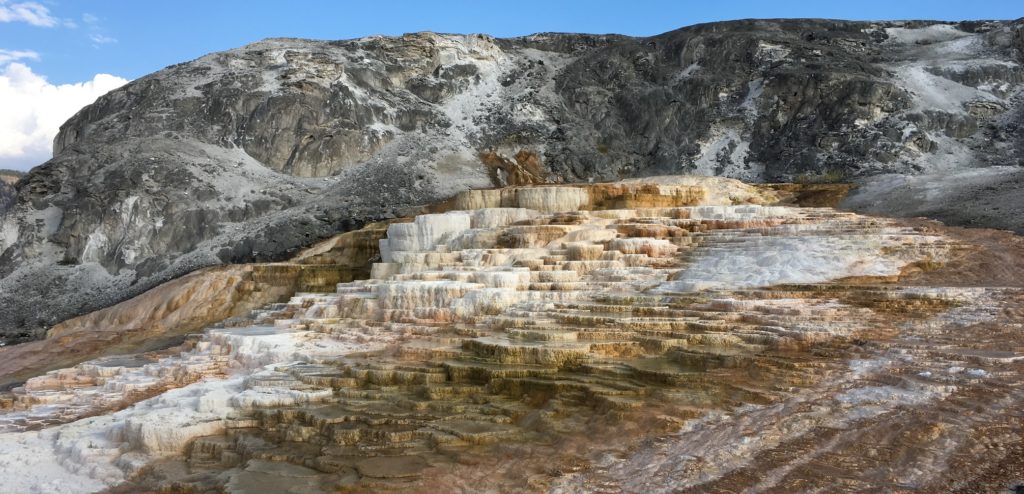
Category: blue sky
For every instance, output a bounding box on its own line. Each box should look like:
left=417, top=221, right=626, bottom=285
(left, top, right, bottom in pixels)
left=0, top=0, right=1021, bottom=170
left=4, top=0, right=1022, bottom=84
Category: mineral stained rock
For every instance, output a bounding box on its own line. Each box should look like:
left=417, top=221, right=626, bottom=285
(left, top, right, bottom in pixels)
left=1, top=178, right=1021, bottom=492
left=3, top=19, right=1024, bottom=343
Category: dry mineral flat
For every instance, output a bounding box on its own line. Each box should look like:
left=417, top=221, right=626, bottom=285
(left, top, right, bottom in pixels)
left=1, top=177, right=1022, bottom=493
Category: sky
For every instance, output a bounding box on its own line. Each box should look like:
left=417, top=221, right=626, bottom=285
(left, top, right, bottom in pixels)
left=0, top=0, right=1021, bottom=171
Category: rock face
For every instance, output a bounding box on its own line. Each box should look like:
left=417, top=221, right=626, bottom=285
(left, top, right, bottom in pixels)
left=0, top=170, right=19, bottom=215
left=0, top=182, right=14, bottom=216
left=1, top=178, right=1021, bottom=492
left=2, top=19, right=1024, bottom=342
left=0, top=170, right=21, bottom=186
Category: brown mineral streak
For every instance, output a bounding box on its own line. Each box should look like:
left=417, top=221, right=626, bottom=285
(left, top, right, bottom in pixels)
left=480, top=149, right=547, bottom=187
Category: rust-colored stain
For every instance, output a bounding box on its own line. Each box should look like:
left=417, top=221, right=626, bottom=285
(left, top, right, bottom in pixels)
left=480, top=149, right=547, bottom=186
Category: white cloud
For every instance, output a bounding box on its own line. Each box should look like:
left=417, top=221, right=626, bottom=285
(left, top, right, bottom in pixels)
left=0, top=49, right=38, bottom=64
left=0, top=62, right=128, bottom=170
left=89, top=33, right=117, bottom=45
left=0, top=1, right=57, bottom=27
left=81, top=13, right=117, bottom=48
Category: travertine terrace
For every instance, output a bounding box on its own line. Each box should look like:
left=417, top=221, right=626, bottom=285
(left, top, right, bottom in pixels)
left=0, top=177, right=1022, bottom=492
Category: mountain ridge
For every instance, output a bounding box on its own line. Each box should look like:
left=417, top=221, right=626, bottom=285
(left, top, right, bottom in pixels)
left=1, top=18, right=1023, bottom=343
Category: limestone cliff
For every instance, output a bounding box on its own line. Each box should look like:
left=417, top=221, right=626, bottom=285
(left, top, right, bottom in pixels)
left=2, top=19, right=1024, bottom=342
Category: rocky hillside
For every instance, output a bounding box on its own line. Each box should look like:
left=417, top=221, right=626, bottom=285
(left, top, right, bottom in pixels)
left=1, top=19, right=1023, bottom=343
